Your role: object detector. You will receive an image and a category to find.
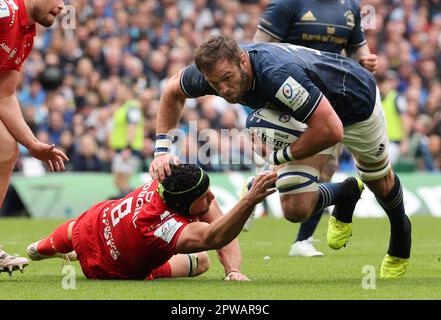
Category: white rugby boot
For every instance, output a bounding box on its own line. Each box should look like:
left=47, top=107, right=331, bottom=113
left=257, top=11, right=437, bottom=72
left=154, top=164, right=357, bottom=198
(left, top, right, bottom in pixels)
left=0, top=246, right=29, bottom=276
left=289, top=240, right=323, bottom=257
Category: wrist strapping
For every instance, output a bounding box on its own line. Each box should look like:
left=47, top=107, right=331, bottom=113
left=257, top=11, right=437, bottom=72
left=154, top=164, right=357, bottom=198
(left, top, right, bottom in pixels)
left=154, top=134, right=174, bottom=157
left=270, top=146, right=295, bottom=165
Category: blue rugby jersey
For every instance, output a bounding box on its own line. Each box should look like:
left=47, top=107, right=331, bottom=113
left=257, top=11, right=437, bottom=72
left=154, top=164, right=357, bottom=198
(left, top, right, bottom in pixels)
left=180, top=43, right=377, bottom=127
left=258, top=0, right=366, bottom=54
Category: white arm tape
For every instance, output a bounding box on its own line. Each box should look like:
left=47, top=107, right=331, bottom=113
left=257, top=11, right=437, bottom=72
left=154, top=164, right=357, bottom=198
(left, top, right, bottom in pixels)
left=154, top=134, right=174, bottom=157
left=269, top=147, right=295, bottom=165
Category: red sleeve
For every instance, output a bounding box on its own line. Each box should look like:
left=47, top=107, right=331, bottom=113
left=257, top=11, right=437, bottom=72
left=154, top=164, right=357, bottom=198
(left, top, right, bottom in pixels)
left=149, top=215, right=190, bottom=255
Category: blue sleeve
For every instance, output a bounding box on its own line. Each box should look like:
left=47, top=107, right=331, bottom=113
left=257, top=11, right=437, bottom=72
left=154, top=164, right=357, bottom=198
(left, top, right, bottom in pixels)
left=179, top=64, right=217, bottom=98
left=269, top=65, right=323, bottom=123
left=347, top=0, right=367, bottom=48
left=258, top=0, right=296, bottom=41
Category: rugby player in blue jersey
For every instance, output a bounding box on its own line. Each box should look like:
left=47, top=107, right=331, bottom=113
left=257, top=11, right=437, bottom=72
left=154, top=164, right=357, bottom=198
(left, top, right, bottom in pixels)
left=253, top=0, right=378, bottom=257
left=255, top=0, right=377, bottom=72
left=150, top=35, right=411, bottom=278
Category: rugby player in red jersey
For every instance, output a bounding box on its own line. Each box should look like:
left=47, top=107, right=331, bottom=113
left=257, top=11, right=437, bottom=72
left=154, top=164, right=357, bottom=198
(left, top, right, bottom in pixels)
left=27, top=165, right=277, bottom=281
left=0, top=0, right=68, bottom=275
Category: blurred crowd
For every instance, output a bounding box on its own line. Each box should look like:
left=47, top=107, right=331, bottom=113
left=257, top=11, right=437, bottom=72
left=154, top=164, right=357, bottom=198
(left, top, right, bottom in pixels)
left=16, top=0, right=441, bottom=177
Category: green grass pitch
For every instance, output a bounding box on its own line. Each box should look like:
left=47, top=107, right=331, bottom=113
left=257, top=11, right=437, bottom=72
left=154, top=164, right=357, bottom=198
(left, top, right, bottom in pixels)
left=1, top=216, right=441, bottom=300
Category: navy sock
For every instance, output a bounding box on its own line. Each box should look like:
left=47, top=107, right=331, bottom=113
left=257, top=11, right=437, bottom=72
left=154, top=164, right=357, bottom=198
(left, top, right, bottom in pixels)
left=296, top=209, right=324, bottom=242
left=312, top=183, right=343, bottom=215
left=375, top=173, right=412, bottom=258
left=331, top=177, right=363, bottom=223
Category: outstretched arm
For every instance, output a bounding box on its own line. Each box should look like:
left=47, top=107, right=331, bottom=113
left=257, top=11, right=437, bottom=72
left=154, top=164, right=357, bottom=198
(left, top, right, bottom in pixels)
left=199, top=200, right=249, bottom=281
left=175, top=172, right=277, bottom=253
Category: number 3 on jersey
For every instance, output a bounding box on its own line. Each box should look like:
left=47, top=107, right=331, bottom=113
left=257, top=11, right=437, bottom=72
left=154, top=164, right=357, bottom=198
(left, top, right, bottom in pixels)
left=111, top=197, right=133, bottom=227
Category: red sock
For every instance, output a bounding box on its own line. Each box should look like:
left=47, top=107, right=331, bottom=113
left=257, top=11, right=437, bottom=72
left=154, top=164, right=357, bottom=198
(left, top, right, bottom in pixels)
left=146, top=262, right=172, bottom=280
left=37, top=219, right=75, bottom=255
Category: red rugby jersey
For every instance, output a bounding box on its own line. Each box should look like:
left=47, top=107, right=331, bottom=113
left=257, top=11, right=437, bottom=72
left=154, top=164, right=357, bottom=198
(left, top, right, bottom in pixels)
left=75, top=180, right=195, bottom=279
left=0, top=0, right=35, bottom=72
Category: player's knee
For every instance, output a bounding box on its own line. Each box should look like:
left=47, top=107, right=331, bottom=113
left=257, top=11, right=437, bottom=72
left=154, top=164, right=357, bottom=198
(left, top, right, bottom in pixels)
left=198, top=252, right=211, bottom=274
left=357, top=159, right=393, bottom=197
left=276, top=165, right=319, bottom=194
left=281, top=198, right=314, bottom=223
left=0, top=140, right=18, bottom=168
left=277, top=164, right=319, bottom=222
left=187, top=252, right=211, bottom=277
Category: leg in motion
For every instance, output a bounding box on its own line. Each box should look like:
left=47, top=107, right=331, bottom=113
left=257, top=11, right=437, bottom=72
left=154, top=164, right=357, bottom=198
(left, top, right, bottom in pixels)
left=360, top=164, right=411, bottom=279
left=27, top=219, right=77, bottom=261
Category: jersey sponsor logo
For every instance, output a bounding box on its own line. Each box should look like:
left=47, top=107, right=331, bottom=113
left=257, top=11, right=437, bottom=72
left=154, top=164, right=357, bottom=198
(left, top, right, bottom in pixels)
left=102, top=210, right=121, bottom=260
left=302, top=33, right=348, bottom=45
left=301, top=11, right=316, bottom=22
left=0, top=0, right=10, bottom=18
left=276, top=77, right=309, bottom=112
left=0, top=42, right=11, bottom=54
left=154, top=218, right=184, bottom=244
left=132, top=181, right=154, bottom=228
left=8, top=47, right=16, bottom=59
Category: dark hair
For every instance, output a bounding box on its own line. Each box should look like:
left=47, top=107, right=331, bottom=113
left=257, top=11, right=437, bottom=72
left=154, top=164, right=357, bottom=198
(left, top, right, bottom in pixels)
left=195, top=35, right=242, bottom=74
left=159, top=164, right=210, bottom=215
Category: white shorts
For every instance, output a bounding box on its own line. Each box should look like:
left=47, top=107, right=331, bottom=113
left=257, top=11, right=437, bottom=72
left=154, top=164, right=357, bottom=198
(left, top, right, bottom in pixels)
left=342, top=87, right=390, bottom=164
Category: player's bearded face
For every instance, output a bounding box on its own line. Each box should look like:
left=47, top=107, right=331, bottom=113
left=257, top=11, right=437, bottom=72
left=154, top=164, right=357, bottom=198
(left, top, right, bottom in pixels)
left=33, top=0, right=64, bottom=27
left=205, top=60, right=249, bottom=104
left=235, top=66, right=250, bottom=102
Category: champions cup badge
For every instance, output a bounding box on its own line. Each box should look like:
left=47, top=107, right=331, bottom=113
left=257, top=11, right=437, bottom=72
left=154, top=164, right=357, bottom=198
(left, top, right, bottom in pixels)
left=283, top=83, right=293, bottom=99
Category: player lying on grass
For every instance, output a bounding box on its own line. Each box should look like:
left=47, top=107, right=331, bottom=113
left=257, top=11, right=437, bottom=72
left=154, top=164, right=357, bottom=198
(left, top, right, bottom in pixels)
left=26, top=164, right=277, bottom=280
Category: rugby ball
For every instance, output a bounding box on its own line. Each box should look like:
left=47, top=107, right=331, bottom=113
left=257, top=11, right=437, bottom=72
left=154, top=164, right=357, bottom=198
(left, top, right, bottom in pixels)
left=246, top=108, right=306, bottom=159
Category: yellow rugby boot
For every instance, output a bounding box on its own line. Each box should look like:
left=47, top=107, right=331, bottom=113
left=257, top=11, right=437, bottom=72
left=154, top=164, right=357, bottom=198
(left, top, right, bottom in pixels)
left=326, top=178, right=364, bottom=250
left=327, top=216, right=352, bottom=250
left=380, top=254, right=409, bottom=279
